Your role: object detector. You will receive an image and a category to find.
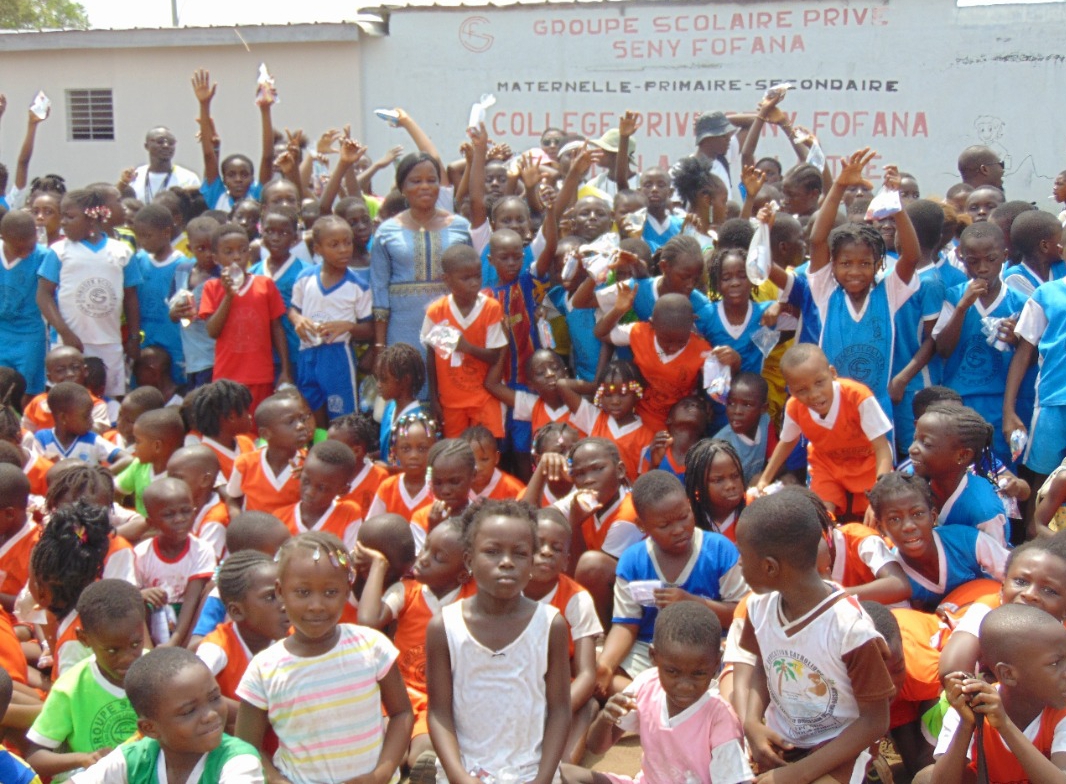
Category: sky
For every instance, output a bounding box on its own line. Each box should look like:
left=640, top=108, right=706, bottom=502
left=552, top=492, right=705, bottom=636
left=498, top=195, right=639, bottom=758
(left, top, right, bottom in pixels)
left=78, top=0, right=358, bottom=29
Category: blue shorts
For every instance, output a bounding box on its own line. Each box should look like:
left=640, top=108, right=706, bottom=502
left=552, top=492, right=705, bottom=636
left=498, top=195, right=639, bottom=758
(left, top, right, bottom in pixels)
left=1025, top=404, right=1066, bottom=475
left=0, top=333, right=46, bottom=394
left=297, top=343, right=358, bottom=419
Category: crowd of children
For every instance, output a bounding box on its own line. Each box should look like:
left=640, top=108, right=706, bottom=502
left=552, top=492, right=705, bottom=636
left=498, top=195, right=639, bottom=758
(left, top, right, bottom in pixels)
left=2, top=65, right=1066, bottom=784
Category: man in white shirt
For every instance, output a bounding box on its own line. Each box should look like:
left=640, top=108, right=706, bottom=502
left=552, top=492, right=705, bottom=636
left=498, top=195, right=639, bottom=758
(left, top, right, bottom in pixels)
left=692, top=111, right=743, bottom=198
left=129, top=126, right=201, bottom=202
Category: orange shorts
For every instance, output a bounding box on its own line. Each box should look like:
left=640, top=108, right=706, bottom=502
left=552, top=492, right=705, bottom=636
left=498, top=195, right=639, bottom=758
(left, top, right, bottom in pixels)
left=409, top=687, right=429, bottom=738
left=442, top=402, right=504, bottom=439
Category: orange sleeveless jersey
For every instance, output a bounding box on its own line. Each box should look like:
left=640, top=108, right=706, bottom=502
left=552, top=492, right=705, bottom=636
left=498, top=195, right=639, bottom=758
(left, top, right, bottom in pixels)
left=0, top=607, right=27, bottom=685
left=200, top=621, right=252, bottom=699
left=342, top=460, right=389, bottom=514
left=786, top=378, right=881, bottom=494
left=588, top=412, right=655, bottom=483
left=628, top=323, right=710, bottom=432
left=582, top=493, right=639, bottom=552
left=394, top=580, right=478, bottom=694
left=23, top=454, right=52, bottom=497
left=830, top=523, right=886, bottom=588
left=971, top=703, right=1066, bottom=782
left=888, top=608, right=944, bottom=729
left=548, top=573, right=591, bottom=658
left=233, top=448, right=305, bottom=514
left=201, top=435, right=257, bottom=481
left=277, top=500, right=364, bottom=548
left=425, top=295, right=504, bottom=410
left=370, top=474, right=432, bottom=520
left=0, top=523, right=39, bottom=597
left=477, top=469, right=527, bottom=501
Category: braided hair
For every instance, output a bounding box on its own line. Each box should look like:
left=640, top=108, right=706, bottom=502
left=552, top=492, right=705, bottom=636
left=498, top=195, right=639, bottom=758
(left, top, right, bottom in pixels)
left=684, top=438, right=747, bottom=534
left=217, top=550, right=273, bottom=605
left=192, top=380, right=252, bottom=439
left=45, top=463, right=114, bottom=512
left=705, top=246, right=748, bottom=301
left=828, top=222, right=887, bottom=269
left=923, top=402, right=998, bottom=485
left=30, top=501, right=111, bottom=617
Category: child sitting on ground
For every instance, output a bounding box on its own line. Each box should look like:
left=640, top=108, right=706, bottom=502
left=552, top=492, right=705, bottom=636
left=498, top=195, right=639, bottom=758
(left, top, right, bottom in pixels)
left=32, top=383, right=124, bottom=467
left=683, top=439, right=749, bottom=542
left=0, top=465, right=36, bottom=612
left=192, top=379, right=255, bottom=481
left=374, top=342, right=427, bottom=465
left=460, top=425, right=526, bottom=500
left=0, top=669, right=40, bottom=784
left=713, top=372, right=777, bottom=484
left=276, top=440, right=363, bottom=549
left=734, top=488, right=896, bottom=784
left=755, top=343, right=893, bottom=520
left=564, top=601, right=753, bottom=784
left=326, top=413, right=389, bottom=512
left=105, top=386, right=165, bottom=451
left=640, top=396, right=708, bottom=482
left=166, top=444, right=229, bottom=560
left=409, top=439, right=477, bottom=550
left=22, top=346, right=110, bottom=434
left=226, top=394, right=310, bottom=514
left=116, top=407, right=185, bottom=517
left=366, top=411, right=437, bottom=521
left=25, top=579, right=144, bottom=779
left=71, top=647, right=264, bottom=783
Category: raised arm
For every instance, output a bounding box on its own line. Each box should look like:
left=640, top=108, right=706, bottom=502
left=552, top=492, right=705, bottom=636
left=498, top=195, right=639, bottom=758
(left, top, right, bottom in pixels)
left=614, top=110, right=638, bottom=189
left=319, top=130, right=367, bottom=215
left=191, top=69, right=220, bottom=185
left=256, top=84, right=276, bottom=184
left=809, top=148, right=875, bottom=274
left=15, top=103, right=48, bottom=191
left=395, top=108, right=448, bottom=186
left=468, top=123, right=488, bottom=231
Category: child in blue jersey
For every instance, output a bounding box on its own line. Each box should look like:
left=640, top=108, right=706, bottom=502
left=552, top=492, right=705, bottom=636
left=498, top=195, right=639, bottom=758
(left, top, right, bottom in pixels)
left=251, top=206, right=307, bottom=376
left=638, top=167, right=683, bottom=252
left=289, top=216, right=373, bottom=426
left=1004, top=209, right=1066, bottom=295
left=36, top=189, right=142, bottom=398
left=32, top=382, right=124, bottom=466
left=889, top=200, right=952, bottom=453
left=549, top=236, right=599, bottom=382
left=191, top=68, right=272, bottom=212
left=805, top=151, right=920, bottom=434
left=595, top=471, right=747, bottom=695
left=169, top=215, right=220, bottom=390
left=132, top=204, right=186, bottom=384
left=934, top=222, right=1030, bottom=468
left=1005, top=271, right=1066, bottom=485
left=0, top=210, right=54, bottom=394
left=639, top=396, right=707, bottom=482
left=0, top=670, right=41, bottom=784
left=713, top=372, right=775, bottom=484
left=909, top=402, right=1012, bottom=546
left=702, top=247, right=779, bottom=374
left=870, top=472, right=1008, bottom=612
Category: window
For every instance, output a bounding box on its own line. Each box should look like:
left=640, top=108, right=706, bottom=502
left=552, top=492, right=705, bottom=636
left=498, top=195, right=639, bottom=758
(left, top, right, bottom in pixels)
left=66, top=89, right=114, bottom=141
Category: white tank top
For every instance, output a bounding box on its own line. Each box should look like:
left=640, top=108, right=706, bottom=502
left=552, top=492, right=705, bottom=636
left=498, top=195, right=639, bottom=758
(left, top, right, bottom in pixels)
left=442, top=599, right=558, bottom=782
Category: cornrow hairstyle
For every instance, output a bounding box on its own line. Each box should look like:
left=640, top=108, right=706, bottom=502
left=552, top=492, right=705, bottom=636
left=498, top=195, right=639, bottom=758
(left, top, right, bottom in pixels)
left=923, top=402, right=998, bottom=485
left=458, top=425, right=496, bottom=451
left=652, top=599, right=721, bottom=653
left=828, top=222, right=887, bottom=268
left=715, top=218, right=756, bottom=252
left=0, top=367, right=26, bottom=414
left=217, top=550, right=273, bottom=605
left=277, top=531, right=353, bottom=584
left=76, top=579, right=145, bottom=634
left=29, top=174, right=67, bottom=197
left=30, top=501, right=111, bottom=617
left=391, top=410, right=440, bottom=450
left=866, top=472, right=935, bottom=519
left=706, top=246, right=748, bottom=301
left=375, top=343, right=426, bottom=396
left=459, top=498, right=538, bottom=552
left=782, top=163, right=823, bottom=193
left=45, top=463, right=115, bottom=511
left=0, top=406, right=21, bottom=443
left=654, top=235, right=703, bottom=280
left=311, top=215, right=351, bottom=246
left=125, top=647, right=205, bottom=720
left=429, top=438, right=477, bottom=473
left=684, top=438, right=747, bottom=534
left=532, top=422, right=580, bottom=459
left=192, top=379, right=252, bottom=439
left=328, top=413, right=379, bottom=451
left=911, top=385, right=962, bottom=420
left=671, top=156, right=727, bottom=211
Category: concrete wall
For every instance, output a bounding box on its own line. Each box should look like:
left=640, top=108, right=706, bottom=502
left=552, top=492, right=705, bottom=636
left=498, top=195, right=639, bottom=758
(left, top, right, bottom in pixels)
left=1, top=0, right=1063, bottom=201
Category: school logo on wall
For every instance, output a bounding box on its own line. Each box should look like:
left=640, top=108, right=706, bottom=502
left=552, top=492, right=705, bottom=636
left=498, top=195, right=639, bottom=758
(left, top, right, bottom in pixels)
left=459, top=16, right=494, bottom=53
left=75, top=277, right=118, bottom=317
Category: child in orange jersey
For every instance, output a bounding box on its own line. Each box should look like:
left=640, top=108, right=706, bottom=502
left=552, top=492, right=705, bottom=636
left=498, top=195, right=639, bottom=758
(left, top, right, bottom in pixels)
left=0, top=406, right=52, bottom=497
left=754, top=343, right=894, bottom=520
left=327, top=413, right=389, bottom=513
left=166, top=445, right=229, bottom=560
left=226, top=394, right=310, bottom=515
left=358, top=516, right=475, bottom=771
left=366, top=411, right=437, bottom=521
left=189, top=379, right=255, bottom=481
left=460, top=425, right=526, bottom=501
left=523, top=423, right=581, bottom=509
left=420, top=244, right=506, bottom=438
left=410, top=440, right=476, bottom=551
left=277, top=440, right=364, bottom=550
left=21, top=346, right=110, bottom=434
left=0, top=465, right=35, bottom=612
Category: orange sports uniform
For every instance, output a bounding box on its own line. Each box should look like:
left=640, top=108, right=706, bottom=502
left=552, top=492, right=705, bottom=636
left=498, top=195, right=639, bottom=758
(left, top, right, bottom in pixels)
left=627, top=323, right=710, bottom=432
left=968, top=702, right=1066, bottom=782
left=888, top=608, right=943, bottom=729
left=547, top=573, right=591, bottom=658
left=22, top=453, right=52, bottom=497
left=102, top=532, right=136, bottom=584
left=22, top=392, right=108, bottom=433
left=587, top=409, right=655, bottom=483
left=52, top=610, right=86, bottom=679
left=229, top=448, right=305, bottom=514
left=0, top=522, right=39, bottom=598
left=0, top=607, right=28, bottom=685
left=193, top=495, right=231, bottom=560
left=277, top=500, right=364, bottom=550
left=342, top=459, right=389, bottom=514
left=935, top=579, right=1001, bottom=630
left=423, top=294, right=507, bottom=438
left=200, top=621, right=254, bottom=700
left=829, top=523, right=890, bottom=588
left=785, top=378, right=884, bottom=512
left=475, top=469, right=527, bottom=501
left=367, top=473, right=432, bottom=521
left=582, top=492, right=640, bottom=553
left=201, top=434, right=257, bottom=481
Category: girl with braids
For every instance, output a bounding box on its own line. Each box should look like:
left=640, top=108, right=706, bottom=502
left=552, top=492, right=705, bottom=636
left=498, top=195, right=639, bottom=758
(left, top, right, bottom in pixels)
left=523, top=422, right=580, bottom=508
left=684, top=438, right=747, bottom=542
left=366, top=410, right=439, bottom=521
left=670, top=155, right=729, bottom=239
left=30, top=191, right=62, bottom=246
left=196, top=550, right=289, bottom=734
left=409, top=439, right=477, bottom=550
left=909, top=403, right=1013, bottom=546
left=700, top=246, right=780, bottom=374
left=868, top=472, right=1008, bottom=612
left=374, top=342, right=427, bottom=465
left=805, top=149, right=921, bottom=432
left=191, top=379, right=255, bottom=480
left=36, top=188, right=143, bottom=398
left=29, top=500, right=112, bottom=677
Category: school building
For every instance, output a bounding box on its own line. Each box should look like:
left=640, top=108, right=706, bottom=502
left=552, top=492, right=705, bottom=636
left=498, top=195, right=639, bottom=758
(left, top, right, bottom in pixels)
left=0, top=0, right=1062, bottom=200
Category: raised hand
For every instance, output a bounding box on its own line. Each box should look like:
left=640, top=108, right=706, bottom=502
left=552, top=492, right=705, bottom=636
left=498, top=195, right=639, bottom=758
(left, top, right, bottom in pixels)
left=191, top=69, right=216, bottom=104
left=835, top=148, right=876, bottom=189
left=618, top=110, right=639, bottom=137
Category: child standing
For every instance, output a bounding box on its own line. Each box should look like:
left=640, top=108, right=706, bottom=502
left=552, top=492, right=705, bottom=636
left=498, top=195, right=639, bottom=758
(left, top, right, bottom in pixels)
left=420, top=245, right=507, bottom=439
left=25, top=579, right=144, bottom=779
left=72, top=647, right=264, bottom=783
left=290, top=216, right=373, bottom=425
left=132, top=203, right=186, bottom=383
left=36, top=189, right=142, bottom=397
left=169, top=214, right=220, bottom=389
left=236, top=531, right=413, bottom=784
left=374, top=342, right=427, bottom=465
left=199, top=223, right=292, bottom=413
left=0, top=210, right=53, bottom=395
left=755, top=344, right=893, bottom=519
left=427, top=500, right=570, bottom=784
left=134, top=478, right=215, bottom=647
left=226, top=395, right=310, bottom=514
left=734, top=489, right=896, bottom=784
left=251, top=207, right=309, bottom=376
left=702, top=247, right=779, bottom=374
left=565, top=601, right=753, bottom=784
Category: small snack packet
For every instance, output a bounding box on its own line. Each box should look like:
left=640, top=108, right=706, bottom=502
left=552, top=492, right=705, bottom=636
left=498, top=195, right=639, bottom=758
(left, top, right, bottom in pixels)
left=422, top=323, right=461, bottom=361
left=467, top=93, right=496, bottom=131
left=763, top=82, right=794, bottom=102
left=574, top=489, right=602, bottom=514
left=627, top=580, right=664, bottom=607
left=1010, top=429, right=1028, bottom=462
left=560, top=249, right=579, bottom=282
left=255, top=63, right=277, bottom=105
left=579, top=234, right=620, bottom=284
left=806, top=138, right=826, bottom=171
left=537, top=318, right=556, bottom=350
left=751, top=326, right=780, bottom=359
left=621, top=208, right=648, bottom=235
left=703, top=354, right=731, bottom=403
left=30, top=90, right=50, bottom=120
left=865, top=185, right=902, bottom=221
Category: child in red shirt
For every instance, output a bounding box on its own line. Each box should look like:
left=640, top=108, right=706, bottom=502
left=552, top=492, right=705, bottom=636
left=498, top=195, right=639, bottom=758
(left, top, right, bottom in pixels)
left=199, top=223, right=291, bottom=413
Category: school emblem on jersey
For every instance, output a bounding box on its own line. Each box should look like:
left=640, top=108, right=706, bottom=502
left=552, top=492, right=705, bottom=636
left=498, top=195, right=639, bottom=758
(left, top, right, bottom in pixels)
left=766, top=649, right=840, bottom=738
left=835, top=344, right=885, bottom=386
left=75, top=277, right=118, bottom=317
left=90, top=699, right=139, bottom=748
left=959, top=334, right=1003, bottom=383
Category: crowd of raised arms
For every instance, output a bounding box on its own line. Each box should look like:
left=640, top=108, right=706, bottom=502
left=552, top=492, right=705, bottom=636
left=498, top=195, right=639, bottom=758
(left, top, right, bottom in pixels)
left=0, top=65, right=1065, bottom=784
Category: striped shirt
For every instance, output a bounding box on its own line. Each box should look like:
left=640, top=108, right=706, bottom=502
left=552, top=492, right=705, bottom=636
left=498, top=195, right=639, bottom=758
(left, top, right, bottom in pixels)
left=236, top=624, right=398, bottom=784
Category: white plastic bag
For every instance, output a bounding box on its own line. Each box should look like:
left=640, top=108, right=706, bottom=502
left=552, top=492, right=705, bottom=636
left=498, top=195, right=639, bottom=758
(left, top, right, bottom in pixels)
left=255, top=63, right=277, bottom=105
left=751, top=326, right=779, bottom=358
left=579, top=234, right=620, bottom=284
left=865, top=186, right=902, bottom=221
left=30, top=90, right=50, bottom=120
left=806, top=140, right=826, bottom=171
left=467, top=93, right=496, bottom=130
left=422, top=323, right=461, bottom=361
left=703, top=354, right=731, bottom=403
left=746, top=203, right=776, bottom=286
